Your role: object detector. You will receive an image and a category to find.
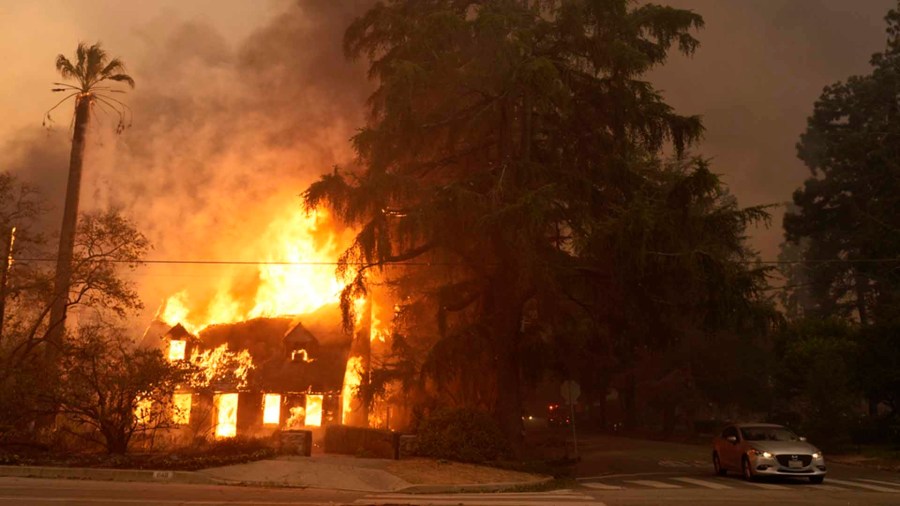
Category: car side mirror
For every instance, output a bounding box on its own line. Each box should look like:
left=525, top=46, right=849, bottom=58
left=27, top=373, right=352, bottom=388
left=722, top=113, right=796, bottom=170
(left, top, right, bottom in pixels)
left=798, top=436, right=807, bottom=442
left=726, top=436, right=737, bottom=444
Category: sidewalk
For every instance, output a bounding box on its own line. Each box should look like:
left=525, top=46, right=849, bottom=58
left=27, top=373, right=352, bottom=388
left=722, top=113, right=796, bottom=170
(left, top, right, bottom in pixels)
left=0, top=455, right=552, bottom=493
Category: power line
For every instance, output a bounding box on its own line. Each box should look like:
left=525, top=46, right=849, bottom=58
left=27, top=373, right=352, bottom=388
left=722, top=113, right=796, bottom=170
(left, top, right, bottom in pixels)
left=11, top=257, right=900, bottom=266
left=13, top=258, right=450, bottom=267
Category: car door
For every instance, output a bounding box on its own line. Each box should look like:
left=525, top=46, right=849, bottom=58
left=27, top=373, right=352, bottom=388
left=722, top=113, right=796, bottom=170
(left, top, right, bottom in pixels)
left=720, top=426, right=741, bottom=469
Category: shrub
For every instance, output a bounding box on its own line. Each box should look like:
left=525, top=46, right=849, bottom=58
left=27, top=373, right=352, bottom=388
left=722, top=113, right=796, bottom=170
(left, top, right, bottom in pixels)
left=415, top=408, right=510, bottom=463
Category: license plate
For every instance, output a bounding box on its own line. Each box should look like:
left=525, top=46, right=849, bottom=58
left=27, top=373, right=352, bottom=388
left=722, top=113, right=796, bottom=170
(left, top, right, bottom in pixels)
left=788, top=460, right=803, bottom=468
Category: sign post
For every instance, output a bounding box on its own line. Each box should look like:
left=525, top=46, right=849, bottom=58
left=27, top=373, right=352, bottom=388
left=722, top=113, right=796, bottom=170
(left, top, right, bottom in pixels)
left=560, top=380, right=580, bottom=460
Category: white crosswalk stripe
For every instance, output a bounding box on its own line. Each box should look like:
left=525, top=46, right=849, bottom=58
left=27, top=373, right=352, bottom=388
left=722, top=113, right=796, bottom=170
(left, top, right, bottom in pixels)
left=582, top=482, right=623, bottom=490
left=820, top=478, right=900, bottom=493
left=743, top=481, right=791, bottom=490
left=354, top=490, right=605, bottom=506
left=814, top=484, right=849, bottom=491
left=857, top=479, right=900, bottom=488
left=623, top=479, right=682, bottom=489
left=669, top=477, right=732, bottom=490
left=578, top=475, right=900, bottom=493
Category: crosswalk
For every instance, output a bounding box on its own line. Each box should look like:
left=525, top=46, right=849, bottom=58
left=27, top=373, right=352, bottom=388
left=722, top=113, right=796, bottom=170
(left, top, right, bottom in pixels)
left=578, top=474, right=900, bottom=493
left=353, top=489, right=605, bottom=505
left=353, top=477, right=900, bottom=505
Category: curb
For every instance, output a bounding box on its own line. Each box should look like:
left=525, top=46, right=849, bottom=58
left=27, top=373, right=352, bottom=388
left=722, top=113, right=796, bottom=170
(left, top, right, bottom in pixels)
left=0, top=465, right=222, bottom=485
left=395, top=476, right=555, bottom=494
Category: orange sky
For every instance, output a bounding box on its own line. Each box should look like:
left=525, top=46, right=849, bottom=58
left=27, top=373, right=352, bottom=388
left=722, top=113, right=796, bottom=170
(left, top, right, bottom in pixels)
left=0, top=0, right=281, bottom=140
left=1, top=1, right=897, bottom=330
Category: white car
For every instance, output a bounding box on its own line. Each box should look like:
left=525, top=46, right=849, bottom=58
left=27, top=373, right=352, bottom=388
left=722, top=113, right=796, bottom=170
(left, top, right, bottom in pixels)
left=712, top=423, right=826, bottom=483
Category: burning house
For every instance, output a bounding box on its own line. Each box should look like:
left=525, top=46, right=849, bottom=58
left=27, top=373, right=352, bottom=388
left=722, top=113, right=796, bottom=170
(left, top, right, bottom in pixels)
left=141, top=304, right=342, bottom=440
left=133, top=208, right=407, bottom=443
left=140, top=296, right=403, bottom=443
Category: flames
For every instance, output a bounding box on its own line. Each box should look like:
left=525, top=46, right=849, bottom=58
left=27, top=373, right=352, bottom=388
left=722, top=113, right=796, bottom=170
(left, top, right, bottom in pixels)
left=263, top=393, right=281, bottom=425
left=305, top=395, right=323, bottom=427
left=172, top=393, right=192, bottom=425
left=168, top=339, right=186, bottom=361
left=159, top=208, right=351, bottom=334
left=341, top=356, right=364, bottom=425
left=154, top=202, right=400, bottom=433
left=190, top=345, right=255, bottom=390
left=214, top=393, right=239, bottom=439
left=286, top=405, right=306, bottom=429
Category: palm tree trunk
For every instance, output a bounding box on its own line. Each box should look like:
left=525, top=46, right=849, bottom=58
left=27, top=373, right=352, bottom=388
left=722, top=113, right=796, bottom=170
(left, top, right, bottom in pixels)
left=46, top=94, right=91, bottom=359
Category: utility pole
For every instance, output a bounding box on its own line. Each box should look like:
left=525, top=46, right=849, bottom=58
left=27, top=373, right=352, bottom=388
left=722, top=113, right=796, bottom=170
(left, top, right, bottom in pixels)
left=0, top=226, right=16, bottom=337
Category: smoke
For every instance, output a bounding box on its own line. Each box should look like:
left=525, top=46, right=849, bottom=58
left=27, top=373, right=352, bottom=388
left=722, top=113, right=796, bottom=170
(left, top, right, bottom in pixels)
left=2, top=1, right=374, bottom=328
left=649, top=0, right=895, bottom=259
left=2, top=0, right=895, bottom=329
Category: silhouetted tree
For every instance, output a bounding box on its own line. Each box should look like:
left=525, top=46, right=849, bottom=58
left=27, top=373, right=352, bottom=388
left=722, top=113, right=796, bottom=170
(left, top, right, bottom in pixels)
left=306, top=0, right=704, bottom=445
left=786, top=4, right=900, bottom=324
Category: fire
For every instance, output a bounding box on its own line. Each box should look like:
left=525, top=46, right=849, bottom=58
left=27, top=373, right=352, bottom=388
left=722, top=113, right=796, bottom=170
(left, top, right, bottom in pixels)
left=370, top=302, right=388, bottom=343
left=286, top=405, right=306, bottom=429
left=214, top=393, right=239, bottom=439
left=341, top=356, right=364, bottom=424
left=168, top=339, right=186, bottom=361
left=263, top=393, right=281, bottom=425
left=172, top=393, right=192, bottom=424
left=305, top=394, right=323, bottom=427
left=134, top=398, right=153, bottom=425
left=190, top=345, right=255, bottom=390
left=291, top=349, right=314, bottom=363
left=159, top=208, right=350, bottom=334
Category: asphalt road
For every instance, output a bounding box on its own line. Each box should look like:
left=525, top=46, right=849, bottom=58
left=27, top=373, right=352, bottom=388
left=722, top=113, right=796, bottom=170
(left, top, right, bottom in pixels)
left=2, top=434, right=899, bottom=505
left=572, top=433, right=900, bottom=506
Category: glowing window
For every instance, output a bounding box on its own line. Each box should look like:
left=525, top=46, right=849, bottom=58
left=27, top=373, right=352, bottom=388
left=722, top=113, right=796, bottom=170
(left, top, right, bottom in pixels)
left=305, top=394, right=323, bottom=427
left=168, top=340, right=186, bottom=361
left=263, top=393, right=281, bottom=425
left=214, top=393, right=238, bottom=438
left=134, top=398, right=153, bottom=425
left=172, top=393, right=192, bottom=424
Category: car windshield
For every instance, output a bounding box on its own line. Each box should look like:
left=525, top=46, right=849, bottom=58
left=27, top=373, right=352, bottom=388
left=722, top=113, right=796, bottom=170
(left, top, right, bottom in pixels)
left=740, top=426, right=799, bottom=442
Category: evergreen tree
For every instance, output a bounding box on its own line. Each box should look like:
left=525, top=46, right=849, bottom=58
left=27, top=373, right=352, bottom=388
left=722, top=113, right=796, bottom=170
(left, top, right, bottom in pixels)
left=305, top=0, right=704, bottom=444
left=786, top=4, right=900, bottom=324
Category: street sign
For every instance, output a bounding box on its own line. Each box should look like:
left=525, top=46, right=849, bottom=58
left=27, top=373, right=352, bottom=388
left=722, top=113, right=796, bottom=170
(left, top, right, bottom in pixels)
left=561, top=380, right=580, bottom=405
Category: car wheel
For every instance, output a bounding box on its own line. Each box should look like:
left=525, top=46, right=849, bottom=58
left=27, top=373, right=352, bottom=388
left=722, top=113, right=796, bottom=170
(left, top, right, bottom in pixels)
left=742, top=457, right=755, bottom=482
left=809, top=476, right=824, bottom=484
left=713, top=453, right=726, bottom=476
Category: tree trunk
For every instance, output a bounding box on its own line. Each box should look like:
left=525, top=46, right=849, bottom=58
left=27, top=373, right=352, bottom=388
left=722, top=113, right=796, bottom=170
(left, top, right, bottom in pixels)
left=623, top=370, right=637, bottom=430
left=46, top=94, right=91, bottom=359
left=493, top=318, right=524, bottom=452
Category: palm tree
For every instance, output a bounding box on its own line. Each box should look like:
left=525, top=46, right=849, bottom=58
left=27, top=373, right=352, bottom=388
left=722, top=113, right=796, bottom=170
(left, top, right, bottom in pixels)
left=45, top=42, right=134, bottom=355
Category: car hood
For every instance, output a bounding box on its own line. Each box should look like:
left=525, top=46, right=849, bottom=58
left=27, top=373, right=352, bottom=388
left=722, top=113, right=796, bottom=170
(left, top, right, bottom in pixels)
left=749, top=440, right=819, bottom=455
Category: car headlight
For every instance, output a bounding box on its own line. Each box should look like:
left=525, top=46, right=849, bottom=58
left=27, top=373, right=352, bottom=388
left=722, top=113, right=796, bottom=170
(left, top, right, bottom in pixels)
left=812, top=452, right=822, bottom=459
left=749, top=449, right=773, bottom=458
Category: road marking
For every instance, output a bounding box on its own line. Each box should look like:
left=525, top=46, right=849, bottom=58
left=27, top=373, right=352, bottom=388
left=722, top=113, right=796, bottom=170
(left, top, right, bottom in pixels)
left=355, top=493, right=605, bottom=506
left=743, top=482, right=790, bottom=490
left=858, top=479, right=900, bottom=488
left=825, top=479, right=900, bottom=493
left=814, top=484, right=848, bottom=491
left=0, top=498, right=329, bottom=505
left=624, top=480, right=682, bottom=489
left=577, top=472, right=667, bottom=480
left=581, top=482, right=623, bottom=490
left=669, top=477, right=732, bottom=490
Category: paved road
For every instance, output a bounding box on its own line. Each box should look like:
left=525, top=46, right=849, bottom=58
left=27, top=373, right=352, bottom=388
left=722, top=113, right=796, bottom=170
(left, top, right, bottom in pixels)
left=3, top=434, right=899, bottom=505
left=570, top=433, right=900, bottom=505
